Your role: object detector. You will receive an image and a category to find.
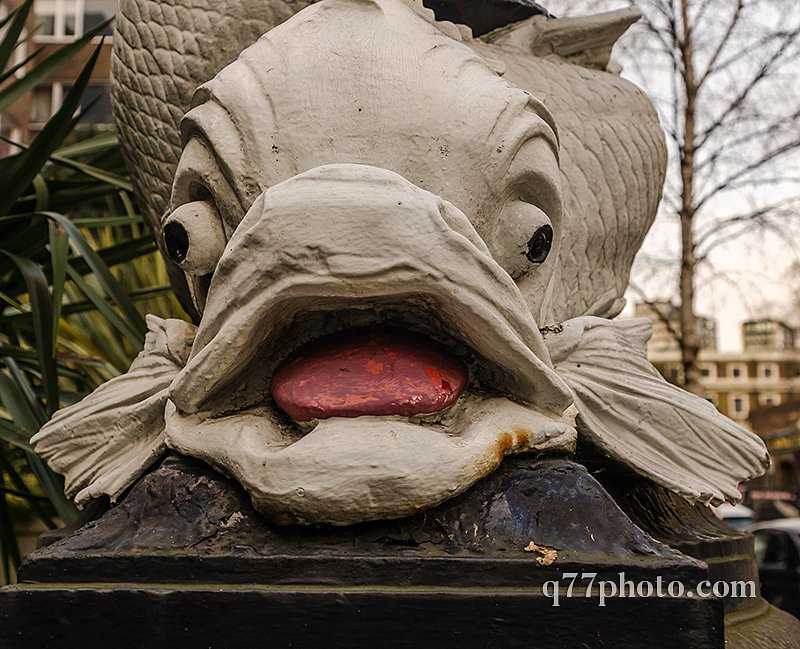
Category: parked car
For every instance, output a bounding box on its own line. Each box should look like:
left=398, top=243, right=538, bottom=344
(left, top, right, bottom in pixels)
left=751, top=518, right=800, bottom=616
left=714, top=503, right=755, bottom=530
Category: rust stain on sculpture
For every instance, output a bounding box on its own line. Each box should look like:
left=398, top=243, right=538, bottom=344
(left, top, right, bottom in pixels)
left=494, top=428, right=532, bottom=463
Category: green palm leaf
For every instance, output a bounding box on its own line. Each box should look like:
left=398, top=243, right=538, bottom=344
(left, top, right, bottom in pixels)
left=0, top=12, right=183, bottom=581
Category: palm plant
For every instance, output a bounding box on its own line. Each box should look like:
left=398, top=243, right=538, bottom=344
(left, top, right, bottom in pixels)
left=0, top=0, right=182, bottom=583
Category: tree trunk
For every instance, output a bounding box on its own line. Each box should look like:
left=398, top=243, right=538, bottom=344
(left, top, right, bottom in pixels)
left=678, top=0, right=703, bottom=396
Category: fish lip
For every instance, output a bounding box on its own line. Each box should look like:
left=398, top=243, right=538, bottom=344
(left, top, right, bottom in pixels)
left=194, top=298, right=491, bottom=425
left=265, top=298, right=480, bottom=384
left=163, top=394, right=578, bottom=526
left=268, top=301, right=496, bottom=406
left=168, top=281, right=568, bottom=422
left=170, top=294, right=496, bottom=420
left=167, top=164, right=574, bottom=421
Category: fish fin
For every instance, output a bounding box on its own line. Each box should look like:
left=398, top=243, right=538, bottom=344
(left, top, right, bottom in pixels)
left=484, top=9, right=640, bottom=71
left=545, top=316, right=770, bottom=505
left=31, top=316, right=197, bottom=508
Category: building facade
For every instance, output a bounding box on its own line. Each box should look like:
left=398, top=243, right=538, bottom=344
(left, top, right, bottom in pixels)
left=636, top=304, right=800, bottom=424
left=634, top=301, right=718, bottom=356
left=743, top=319, right=795, bottom=352
left=647, top=346, right=800, bottom=424
left=751, top=402, right=800, bottom=491
left=0, top=0, right=115, bottom=154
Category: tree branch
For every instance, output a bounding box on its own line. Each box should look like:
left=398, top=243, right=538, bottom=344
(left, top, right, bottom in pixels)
left=628, top=281, right=684, bottom=347
left=700, top=29, right=800, bottom=83
left=696, top=0, right=744, bottom=89
left=694, top=138, right=800, bottom=210
left=695, top=26, right=800, bottom=148
left=694, top=200, right=800, bottom=261
left=694, top=110, right=800, bottom=176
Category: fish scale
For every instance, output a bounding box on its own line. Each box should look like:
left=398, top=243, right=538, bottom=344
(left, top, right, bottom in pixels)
left=113, top=0, right=312, bottom=316
left=112, top=0, right=664, bottom=325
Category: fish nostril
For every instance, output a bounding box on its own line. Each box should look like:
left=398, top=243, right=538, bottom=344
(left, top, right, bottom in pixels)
left=164, top=221, right=189, bottom=263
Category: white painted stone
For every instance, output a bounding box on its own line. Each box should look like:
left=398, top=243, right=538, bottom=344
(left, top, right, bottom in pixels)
left=31, top=0, right=769, bottom=525
left=544, top=317, right=770, bottom=505
left=485, top=9, right=642, bottom=71
left=31, top=316, right=196, bottom=507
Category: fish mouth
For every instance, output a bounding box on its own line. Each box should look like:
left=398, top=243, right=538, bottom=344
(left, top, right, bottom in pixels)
left=165, top=164, right=576, bottom=525
left=269, top=324, right=470, bottom=422
left=174, top=291, right=558, bottom=426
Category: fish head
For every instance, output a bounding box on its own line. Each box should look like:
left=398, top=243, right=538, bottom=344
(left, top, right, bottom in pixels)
left=158, top=0, right=664, bottom=525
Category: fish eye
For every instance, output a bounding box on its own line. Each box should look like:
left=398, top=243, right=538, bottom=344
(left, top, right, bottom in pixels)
left=524, top=224, right=553, bottom=264
left=162, top=200, right=226, bottom=275
left=486, top=201, right=554, bottom=280
left=164, top=221, right=189, bottom=263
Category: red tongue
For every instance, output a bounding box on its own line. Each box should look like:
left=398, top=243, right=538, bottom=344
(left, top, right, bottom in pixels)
left=271, top=327, right=467, bottom=422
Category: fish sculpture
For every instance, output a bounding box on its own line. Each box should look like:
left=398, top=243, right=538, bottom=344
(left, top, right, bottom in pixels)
left=32, top=0, right=769, bottom=526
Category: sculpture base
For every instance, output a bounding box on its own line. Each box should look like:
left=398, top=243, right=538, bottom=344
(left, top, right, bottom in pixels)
left=4, top=581, right=722, bottom=649
left=599, top=470, right=800, bottom=648
left=0, top=455, right=794, bottom=648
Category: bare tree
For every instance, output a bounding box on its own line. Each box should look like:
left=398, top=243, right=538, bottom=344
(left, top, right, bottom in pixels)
left=774, top=260, right=800, bottom=327
left=552, top=0, right=800, bottom=394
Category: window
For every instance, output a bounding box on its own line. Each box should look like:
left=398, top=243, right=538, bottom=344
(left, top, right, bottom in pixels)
left=31, top=86, right=55, bottom=124
left=0, top=5, right=28, bottom=70
left=728, top=363, right=747, bottom=379
left=79, top=83, right=113, bottom=123
left=759, top=363, right=779, bottom=380
left=30, top=82, right=112, bottom=127
left=35, top=0, right=115, bottom=39
left=754, top=531, right=790, bottom=568
left=667, top=364, right=684, bottom=386
left=83, top=0, right=115, bottom=36
left=35, top=0, right=78, bottom=38
left=729, top=393, right=749, bottom=419
left=30, top=83, right=67, bottom=126
left=0, top=116, right=22, bottom=157
left=759, top=393, right=781, bottom=408
left=699, top=363, right=716, bottom=379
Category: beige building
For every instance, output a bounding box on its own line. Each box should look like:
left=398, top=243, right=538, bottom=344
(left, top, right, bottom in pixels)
left=742, top=319, right=795, bottom=352
left=648, top=346, right=800, bottom=424
left=634, top=301, right=718, bottom=355
left=640, top=310, right=800, bottom=426
left=0, top=0, right=115, bottom=154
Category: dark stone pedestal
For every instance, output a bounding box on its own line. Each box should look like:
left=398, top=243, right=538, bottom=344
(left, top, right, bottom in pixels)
left=602, top=474, right=800, bottom=648
left=0, top=455, right=794, bottom=648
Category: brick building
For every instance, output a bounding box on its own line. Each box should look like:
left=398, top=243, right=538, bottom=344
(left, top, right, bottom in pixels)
left=751, top=402, right=800, bottom=490
left=0, top=0, right=115, bottom=153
